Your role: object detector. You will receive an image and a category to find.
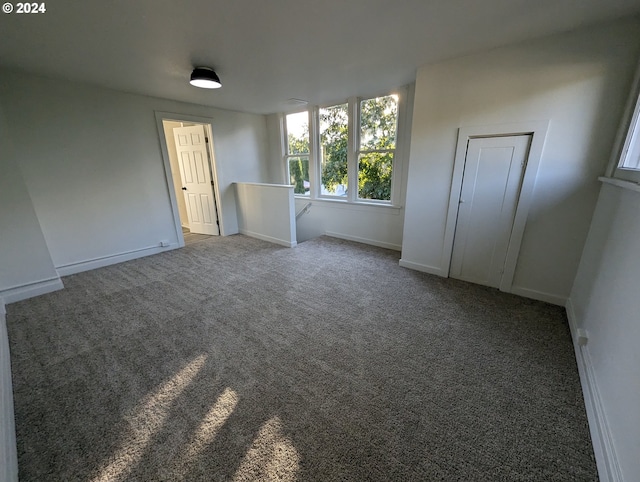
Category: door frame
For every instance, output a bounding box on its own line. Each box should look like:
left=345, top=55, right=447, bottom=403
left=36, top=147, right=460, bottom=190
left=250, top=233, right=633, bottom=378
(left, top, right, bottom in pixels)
left=442, top=120, right=549, bottom=293
left=155, top=111, right=224, bottom=247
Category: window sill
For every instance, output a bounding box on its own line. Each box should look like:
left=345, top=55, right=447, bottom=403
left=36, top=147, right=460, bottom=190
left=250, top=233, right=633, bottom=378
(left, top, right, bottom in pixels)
left=598, top=176, right=640, bottom=193
left=293, top=196, right=403, bottom=211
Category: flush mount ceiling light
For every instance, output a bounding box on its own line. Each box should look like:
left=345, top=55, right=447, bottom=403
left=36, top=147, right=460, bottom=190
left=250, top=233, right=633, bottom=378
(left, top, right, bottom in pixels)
left=189, top=67, right=222, bottom=89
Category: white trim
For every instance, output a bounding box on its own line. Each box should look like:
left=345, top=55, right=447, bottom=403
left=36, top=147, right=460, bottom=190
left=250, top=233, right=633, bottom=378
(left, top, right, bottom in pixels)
left=398, top=259, right=443, bottom=276
left=0, top=305, right=18, bottom=482
left=295, top=197, right=402, bottom=213
left=509, top=286, right=566, bottom=306
left=599, top=176, right=640, bottom=193
left=56, top=245, right=176, bottom=276
left=154, top=111, right=225, bottom=238
left=325, top=232, right=401, bottom=251
left=0, top=277, right=64, bottom=304
left=237, top=182, right=292, bottom=189
left=566, top=299, right=623, bottom=482
left=238, top=229, right=296, bottom=248
left=442, top=121, right=550, bottom=293
left=606, top=55, right=640, bottom=182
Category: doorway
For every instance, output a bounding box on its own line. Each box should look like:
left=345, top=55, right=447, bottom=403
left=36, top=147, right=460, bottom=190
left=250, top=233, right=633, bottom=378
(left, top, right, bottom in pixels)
left=442, top=121, right=549, bottom=294
left=157, top=114, right=223, bottom=246
left=449, top=135, right=530, bottom=288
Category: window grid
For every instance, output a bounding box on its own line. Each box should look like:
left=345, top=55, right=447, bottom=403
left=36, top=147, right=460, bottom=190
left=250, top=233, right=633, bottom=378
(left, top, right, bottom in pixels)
left=283, top=91, right=402, bottom=205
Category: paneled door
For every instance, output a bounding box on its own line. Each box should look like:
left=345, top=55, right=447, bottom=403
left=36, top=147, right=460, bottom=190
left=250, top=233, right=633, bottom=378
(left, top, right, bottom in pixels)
left=173, top=125, right=219, bottom=235
left=449, top=135, right=531, bottom=288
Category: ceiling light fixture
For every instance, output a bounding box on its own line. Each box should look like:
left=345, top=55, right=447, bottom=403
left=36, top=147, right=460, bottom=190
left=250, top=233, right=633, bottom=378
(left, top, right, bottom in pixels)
left=190, top=67, right=222, bottom=89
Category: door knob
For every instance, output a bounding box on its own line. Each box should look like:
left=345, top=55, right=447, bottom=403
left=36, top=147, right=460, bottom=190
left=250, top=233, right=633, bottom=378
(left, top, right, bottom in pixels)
left=182, top=187, right=187, bottom=190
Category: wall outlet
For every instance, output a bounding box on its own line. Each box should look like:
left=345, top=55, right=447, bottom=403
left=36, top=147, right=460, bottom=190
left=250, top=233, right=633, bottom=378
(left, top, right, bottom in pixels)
left=576, top=328, right=589, bottom=346
left=160, top=240, right=170, bottom=247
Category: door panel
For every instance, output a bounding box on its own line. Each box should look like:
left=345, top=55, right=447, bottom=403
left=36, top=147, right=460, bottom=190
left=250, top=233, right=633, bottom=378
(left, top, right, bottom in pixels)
left=450, top=135, right=530, bottom=288
left=173, top=125, right=219, bottom=235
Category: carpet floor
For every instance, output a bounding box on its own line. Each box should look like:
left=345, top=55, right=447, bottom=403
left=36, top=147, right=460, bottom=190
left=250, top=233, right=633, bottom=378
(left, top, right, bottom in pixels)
left=6, top=235, right=597, bottom=481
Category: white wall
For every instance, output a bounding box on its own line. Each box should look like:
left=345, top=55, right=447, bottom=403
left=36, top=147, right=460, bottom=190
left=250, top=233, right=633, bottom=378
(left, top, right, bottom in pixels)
left=162, top=120, right=190, bottom=228
left=265, top=114, right=285, bottom=184
left=0, top=70, right=269, bottom=273
left=295, top=199, right=404, bottom=250
left=401, top=17, right=640, bottom=304
left=0, top=304, right=18, bottom=482
left=0, top=104, right=28, bottom=482
left=568, top=181, right=640, bottom=482
left=0, top=102, right=62, bottom=301
left=235, top=183, right=296, bottom=247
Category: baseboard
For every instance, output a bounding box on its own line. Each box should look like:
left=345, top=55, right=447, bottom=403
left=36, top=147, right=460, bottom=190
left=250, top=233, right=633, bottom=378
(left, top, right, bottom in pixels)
left=509, top=286, right=566, bottom=306
left=398, top=259, right=443, bottom=276
left=0, top=304, right=19, bottom=482
left=56, top=244, right=176, bottom=276
left=238, top=229, right=296, bottom=248
left=566, top=299, right=623, bottom=482
left=0, top=277, right=64, bottom=304
left=325, top=232, right=402, bottom=251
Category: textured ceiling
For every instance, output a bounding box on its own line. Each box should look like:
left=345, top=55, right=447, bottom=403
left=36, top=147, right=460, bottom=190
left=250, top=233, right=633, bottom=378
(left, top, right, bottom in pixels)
left=1, top=0, right=640, bottom=114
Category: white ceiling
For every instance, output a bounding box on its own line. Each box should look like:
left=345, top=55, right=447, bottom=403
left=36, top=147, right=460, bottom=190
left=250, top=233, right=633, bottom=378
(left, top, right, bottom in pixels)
left=1, top=0, right=640, bottom=114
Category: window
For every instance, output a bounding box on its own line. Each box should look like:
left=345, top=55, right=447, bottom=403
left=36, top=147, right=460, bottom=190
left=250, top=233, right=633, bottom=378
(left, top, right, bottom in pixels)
left=319, top=103, right=349, bottom=197
left=358, top=95, right=398, bottom=201
left=609, top=61, right=640, bottom=183
left=283, top=91, right=403, bottom=205
left=284, top=112, right=310, bottom=195
left=613, top=94, right=640, bottom=182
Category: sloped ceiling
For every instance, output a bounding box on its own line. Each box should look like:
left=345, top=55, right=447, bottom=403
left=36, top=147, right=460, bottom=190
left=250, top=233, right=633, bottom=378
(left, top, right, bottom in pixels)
left=1, top=0, right=640, bottom=114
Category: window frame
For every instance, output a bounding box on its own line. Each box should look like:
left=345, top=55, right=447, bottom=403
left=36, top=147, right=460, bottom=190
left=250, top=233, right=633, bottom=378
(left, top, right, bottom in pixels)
left=317, top=101, right=351, bottom=200
left=606, top=58, right=640, bottom=184
left=356, top=94, right=400, bottom=203
left=283, top=88, right=406, bottom=207
left=283, top=110, right=312, bottom=197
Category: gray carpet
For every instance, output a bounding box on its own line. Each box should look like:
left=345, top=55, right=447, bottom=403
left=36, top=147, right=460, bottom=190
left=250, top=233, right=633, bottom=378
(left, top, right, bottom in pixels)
left=6, top=235, right=598, bottom=481
left=182, top=227, right=213, bottom=246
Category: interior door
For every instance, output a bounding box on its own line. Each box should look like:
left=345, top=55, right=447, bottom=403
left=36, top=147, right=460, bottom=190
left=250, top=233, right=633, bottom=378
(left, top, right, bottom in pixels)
left=173, top=125, right=219, bottom=235
left=449, top=135, right=531, bottom=288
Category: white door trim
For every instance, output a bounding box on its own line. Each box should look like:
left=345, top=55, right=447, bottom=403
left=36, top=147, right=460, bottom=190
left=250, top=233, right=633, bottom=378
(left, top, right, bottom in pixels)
left=154, top=111, right=225, bottom=246
left=442, top=120, right=550, bottom=293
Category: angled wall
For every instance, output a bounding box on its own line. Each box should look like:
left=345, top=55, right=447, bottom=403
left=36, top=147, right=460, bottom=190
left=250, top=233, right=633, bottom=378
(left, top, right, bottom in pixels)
left=401, top=17, right=640, bottom=304
left=0, top=103, right=60, bottom=301
left=568, top=181, right=640, bottom=481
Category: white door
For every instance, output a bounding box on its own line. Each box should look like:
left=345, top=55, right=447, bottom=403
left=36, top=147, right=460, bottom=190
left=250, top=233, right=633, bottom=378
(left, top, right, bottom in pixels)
left=449, top=135, right=531, bottom=288
left=173, top=125, right=219, bottom=235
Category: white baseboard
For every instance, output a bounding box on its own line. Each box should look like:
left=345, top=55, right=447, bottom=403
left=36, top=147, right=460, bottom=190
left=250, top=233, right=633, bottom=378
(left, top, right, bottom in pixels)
left=239, top=229, right=296, bottom=248
left=325, top=232, right=401, bottom=251
left=566, top=299, right=622, bottom=482
left=0, top=304, right=18, bottom=482
left=398, top=259, right=443, bottom=276
left=0, top=277, right=64, bottom=304
left=56, top=245, right=176, bottom=276
left=509, top=286, right=566, bottom=306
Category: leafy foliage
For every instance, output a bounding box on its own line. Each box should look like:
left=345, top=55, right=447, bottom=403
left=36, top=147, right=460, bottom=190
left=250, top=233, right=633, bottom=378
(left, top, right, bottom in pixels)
left=288, top=131, right=309, bottom=155
left=320, top=104, right=349, bottom=194
left=358, top=152, right=393, bottom=200
left=286, top=113, right=310, bottom=194
left=288, top=156, right=309, bottom=195
left=358, top=95, right=397, bottom=200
